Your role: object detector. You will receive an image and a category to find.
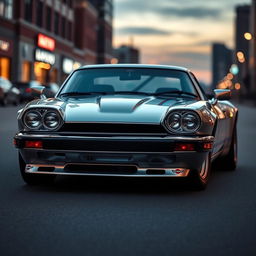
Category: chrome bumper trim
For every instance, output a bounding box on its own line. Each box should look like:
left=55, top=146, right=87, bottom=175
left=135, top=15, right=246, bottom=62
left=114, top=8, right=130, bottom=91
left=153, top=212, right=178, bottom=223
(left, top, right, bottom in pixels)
left=25, top=164, right=190, bottom=178
left=16, top=133, right=214, bottom=142
left=22, top=148, right=197, bottom=154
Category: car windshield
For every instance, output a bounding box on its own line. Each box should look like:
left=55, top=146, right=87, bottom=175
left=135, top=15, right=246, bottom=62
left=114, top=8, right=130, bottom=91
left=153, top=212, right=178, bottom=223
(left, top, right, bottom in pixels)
left=59, top=68, right=199, bottom=98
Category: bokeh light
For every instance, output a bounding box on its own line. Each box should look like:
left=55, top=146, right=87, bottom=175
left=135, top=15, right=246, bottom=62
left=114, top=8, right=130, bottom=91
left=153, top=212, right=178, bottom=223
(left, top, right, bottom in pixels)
left=244, top=32, right=253, bottom=40
left=235, top=83, right=241, bottom=90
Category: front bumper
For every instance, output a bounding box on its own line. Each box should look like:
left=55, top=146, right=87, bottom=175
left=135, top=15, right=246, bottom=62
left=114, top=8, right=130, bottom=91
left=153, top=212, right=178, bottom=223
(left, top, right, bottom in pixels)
left=14, top=133, right=214, bottom=178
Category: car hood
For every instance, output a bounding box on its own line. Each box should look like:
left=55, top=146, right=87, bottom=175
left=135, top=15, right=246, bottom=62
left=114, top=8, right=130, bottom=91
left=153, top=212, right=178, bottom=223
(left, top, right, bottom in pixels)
left=30, top=95, right=198, bottom=124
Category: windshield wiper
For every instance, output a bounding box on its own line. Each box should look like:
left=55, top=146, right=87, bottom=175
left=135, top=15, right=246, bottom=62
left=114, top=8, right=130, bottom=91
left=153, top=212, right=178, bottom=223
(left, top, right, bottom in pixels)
left=153, top=90, right=198, bottom=98
left=60, top=92, right=108, bottom=97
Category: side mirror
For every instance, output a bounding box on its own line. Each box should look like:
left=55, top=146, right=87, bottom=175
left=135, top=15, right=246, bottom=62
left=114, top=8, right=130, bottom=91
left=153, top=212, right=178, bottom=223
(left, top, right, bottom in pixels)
left=214, top=89, right=231, bottom=100
left=206, top=93, right=215, bottom=100
left=31, top=85, right=46, bottom=99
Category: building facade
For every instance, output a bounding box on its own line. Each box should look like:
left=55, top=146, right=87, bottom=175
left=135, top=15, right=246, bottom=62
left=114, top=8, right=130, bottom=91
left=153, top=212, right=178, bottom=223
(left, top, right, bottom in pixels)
left=114, top=45, right=140, bottom=64
left=235, top=5, right=251, bottom=96
left=89, top=0, right=113, bottom=64
left=250, top=0, right=256, bottom=97
left=0, top=0, right=14, bottom=81
left=212, top=43, right=232, bottom=88
left=0, top=0, right=113, bottom=85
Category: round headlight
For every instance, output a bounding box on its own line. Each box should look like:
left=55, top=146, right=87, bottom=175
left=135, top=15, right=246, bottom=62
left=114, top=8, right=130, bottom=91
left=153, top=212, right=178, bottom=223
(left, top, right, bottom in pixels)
left=23, top=111, right=42, bottom=129
left=164, top=111, right=201, bottom=133
left=43, top=111, right=61, bottom=130
left=182, top=113, right=200, bottom=132
left=166, top=113, right=182, bottom=132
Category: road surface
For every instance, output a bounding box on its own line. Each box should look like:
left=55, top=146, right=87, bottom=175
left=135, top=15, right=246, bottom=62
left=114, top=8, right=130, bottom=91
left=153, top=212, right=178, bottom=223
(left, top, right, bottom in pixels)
left=0, top=104, right=256, bottom=256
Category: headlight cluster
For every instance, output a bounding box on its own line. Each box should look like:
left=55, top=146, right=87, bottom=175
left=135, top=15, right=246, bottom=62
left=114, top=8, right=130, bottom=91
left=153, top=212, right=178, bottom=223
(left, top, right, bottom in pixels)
left=23, top=109, right=63, bottom=131
left=164, top=111, right=201, bottom=133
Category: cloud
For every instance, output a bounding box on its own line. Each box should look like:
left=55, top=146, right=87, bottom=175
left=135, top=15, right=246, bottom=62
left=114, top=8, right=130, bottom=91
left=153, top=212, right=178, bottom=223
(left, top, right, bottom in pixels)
left=115, top=0, right=223, bottom=20
left=114, top=0, right=251, bottom=84
left=143, top=50, right=210, bottom=71
left=116, top=27, right=171, bottom=35
left=157, top=7, right=222, bottom=19
left=169, top=51, right=209, bottom=61
left=116, top=26, right=199, bottom=37
left=192, top=40, right=212, bottom=46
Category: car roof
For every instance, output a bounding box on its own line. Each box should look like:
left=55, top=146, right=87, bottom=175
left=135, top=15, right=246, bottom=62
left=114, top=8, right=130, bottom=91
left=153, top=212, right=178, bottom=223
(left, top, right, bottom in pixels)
left=78, top=64, right=189, bottom=72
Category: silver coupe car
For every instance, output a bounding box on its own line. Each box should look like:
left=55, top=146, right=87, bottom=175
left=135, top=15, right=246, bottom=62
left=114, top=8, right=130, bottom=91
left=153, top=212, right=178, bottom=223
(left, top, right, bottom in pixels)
left=14, top=64, right=238, bottom=190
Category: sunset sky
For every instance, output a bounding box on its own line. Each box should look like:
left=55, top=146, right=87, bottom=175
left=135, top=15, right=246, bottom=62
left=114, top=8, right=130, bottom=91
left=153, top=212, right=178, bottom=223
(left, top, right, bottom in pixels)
left=113, top=0, right=251, bottom=84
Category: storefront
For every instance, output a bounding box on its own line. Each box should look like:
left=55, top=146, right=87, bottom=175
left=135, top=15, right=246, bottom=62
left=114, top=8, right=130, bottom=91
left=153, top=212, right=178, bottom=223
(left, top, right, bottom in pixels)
left=34, top=48, right=56, bottom=84
left=19, top=33, right=58, bottom=84
left=0, top=36, right=13, bottom=80
left=62, top=56, right=82, bottom=81
left=19, top=33, right=84, bottom=85
left=33, top=34, right=57, bottom=84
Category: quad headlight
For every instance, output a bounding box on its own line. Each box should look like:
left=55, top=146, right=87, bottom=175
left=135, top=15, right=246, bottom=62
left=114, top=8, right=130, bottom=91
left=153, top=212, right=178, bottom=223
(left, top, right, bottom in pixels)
left=164, top=111, right=201, bottom=133
left=23, top=110, right=42, bottom=129
left=22, top=109, right=63, bottom=131
left=43, top=111, right=61, bottom=129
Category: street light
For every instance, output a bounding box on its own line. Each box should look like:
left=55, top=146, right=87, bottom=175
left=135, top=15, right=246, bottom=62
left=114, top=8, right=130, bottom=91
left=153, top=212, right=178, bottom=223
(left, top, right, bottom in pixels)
left=244, top=32, right=253, bottom=41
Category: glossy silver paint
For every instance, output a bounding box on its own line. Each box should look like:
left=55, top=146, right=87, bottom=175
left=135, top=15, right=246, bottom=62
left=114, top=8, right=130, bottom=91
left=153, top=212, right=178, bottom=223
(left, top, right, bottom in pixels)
left=17, top=97, right=216, bottom=135
left=15, top=64, right=238, bottom=178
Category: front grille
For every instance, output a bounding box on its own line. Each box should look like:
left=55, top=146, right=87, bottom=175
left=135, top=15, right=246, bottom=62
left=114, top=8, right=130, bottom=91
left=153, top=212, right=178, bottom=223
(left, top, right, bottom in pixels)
left=59, top=123, right=167, bottom=134
left=43, top=139, right=175, bottom=152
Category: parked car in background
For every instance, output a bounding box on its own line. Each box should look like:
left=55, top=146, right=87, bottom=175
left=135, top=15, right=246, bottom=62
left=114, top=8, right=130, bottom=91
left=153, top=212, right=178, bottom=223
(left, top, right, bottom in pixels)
left=0, top=77, right=21, bottom=106
left=14, top=64, right=238, bottom=190
left=14, top=81, right=42, bottom=102
left=44, top=83, right=60, bottom=98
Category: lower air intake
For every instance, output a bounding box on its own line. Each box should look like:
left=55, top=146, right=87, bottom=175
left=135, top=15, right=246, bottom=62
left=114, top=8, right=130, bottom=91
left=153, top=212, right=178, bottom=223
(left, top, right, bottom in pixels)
left=64, top=164, right=137, bottom=175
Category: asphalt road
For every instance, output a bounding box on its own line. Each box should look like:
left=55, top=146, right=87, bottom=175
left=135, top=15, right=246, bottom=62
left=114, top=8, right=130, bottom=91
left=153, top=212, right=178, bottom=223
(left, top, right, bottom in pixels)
left=0, top=104, right=256, bottom=256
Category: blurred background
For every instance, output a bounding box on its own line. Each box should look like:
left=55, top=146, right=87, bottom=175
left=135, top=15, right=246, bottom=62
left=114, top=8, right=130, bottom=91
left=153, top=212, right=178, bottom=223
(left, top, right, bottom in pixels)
left=0, top=0, right=255, bottom=104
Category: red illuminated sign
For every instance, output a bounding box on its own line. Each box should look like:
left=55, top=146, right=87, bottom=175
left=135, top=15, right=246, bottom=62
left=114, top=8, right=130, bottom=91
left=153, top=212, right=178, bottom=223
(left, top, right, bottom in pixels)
left=37, top=34, right=55, bottom=51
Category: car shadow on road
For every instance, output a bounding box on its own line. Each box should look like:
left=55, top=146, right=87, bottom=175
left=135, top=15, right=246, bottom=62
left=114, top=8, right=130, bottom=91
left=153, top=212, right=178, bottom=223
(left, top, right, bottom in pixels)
left=20, top=176, right=201, bottom=195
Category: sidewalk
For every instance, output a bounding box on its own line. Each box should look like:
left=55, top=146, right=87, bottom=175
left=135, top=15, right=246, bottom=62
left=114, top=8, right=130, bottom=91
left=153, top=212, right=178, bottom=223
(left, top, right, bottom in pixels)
left=232, top=99, right=256, bottom=108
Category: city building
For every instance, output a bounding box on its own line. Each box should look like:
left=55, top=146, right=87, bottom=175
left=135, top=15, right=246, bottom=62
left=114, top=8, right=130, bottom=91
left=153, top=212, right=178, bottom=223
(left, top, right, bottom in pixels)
left=0, top=0, right=113, bottom=85
left=113, top=45, right=140, bottom=64
left=211, top=43, right=233, bottom=88
left=250, top=0, right=256, bottom=97
left=74, top=0, right=98, bottom=64
left=0, top=0, right=14, bottom=80
left=89, top=0, right=113, bottom=64
left=235, top=5, right=251, bottom=95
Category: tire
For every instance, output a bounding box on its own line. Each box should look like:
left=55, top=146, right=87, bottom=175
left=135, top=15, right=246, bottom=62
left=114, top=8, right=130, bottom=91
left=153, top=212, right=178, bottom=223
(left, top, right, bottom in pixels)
left=189, top=153, right=211, bottom=190
left=219, top=128, right=237, bottom=171
left=19, top=153, right=56, bottom=185
left=1, top=97, right=7, bottom=106
left=13, top=99, right=18, bottom=106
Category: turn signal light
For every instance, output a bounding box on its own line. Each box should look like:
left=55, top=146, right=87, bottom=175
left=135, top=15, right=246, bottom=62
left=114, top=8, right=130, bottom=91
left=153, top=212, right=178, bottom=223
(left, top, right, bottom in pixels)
left=25, top=88, right=32, bottom=93
left=203, top=143, right=213, bottom=149
left=25, top=141, right=43, bottom=148
left=175, top=143, right=195, bottom=151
